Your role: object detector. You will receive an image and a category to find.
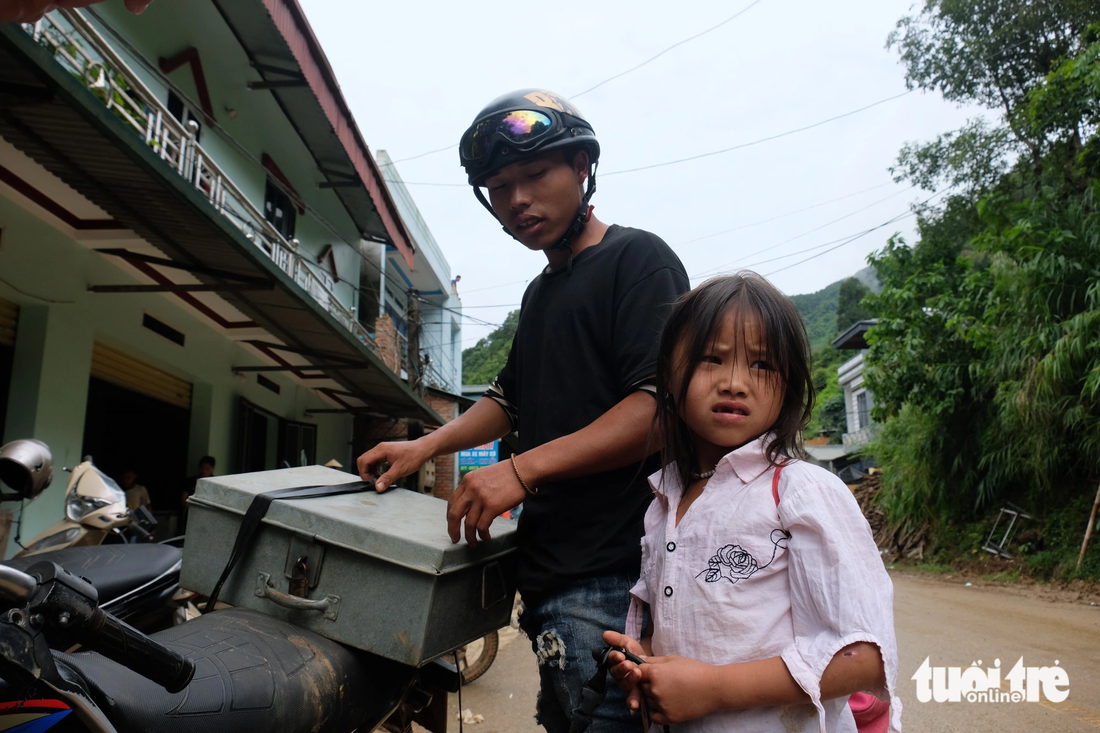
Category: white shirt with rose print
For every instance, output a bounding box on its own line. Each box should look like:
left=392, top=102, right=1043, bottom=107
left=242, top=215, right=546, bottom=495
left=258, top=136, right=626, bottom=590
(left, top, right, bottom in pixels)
left=626, top=436, right=901, bottom=733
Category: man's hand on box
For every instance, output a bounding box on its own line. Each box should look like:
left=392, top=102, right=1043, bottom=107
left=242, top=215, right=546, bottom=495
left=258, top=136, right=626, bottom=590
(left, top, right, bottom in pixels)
left=356, top=440, right=431, bottom=493
left=447, top=459, right=526, bottom=547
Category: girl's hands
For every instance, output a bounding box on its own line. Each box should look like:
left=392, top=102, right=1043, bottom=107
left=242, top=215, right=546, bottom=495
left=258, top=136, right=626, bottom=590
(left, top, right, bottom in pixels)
left=601, top=631, right=648, bottom=713
left=634, top=655, right=723, bottom=725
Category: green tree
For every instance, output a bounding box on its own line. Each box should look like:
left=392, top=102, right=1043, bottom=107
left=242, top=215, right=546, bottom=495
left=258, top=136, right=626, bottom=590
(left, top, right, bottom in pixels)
left=865, top=1, right=1100, bottom=579
left=461, top=310, right=519, bottom=385
left=834, top=278, right=873, bottom=335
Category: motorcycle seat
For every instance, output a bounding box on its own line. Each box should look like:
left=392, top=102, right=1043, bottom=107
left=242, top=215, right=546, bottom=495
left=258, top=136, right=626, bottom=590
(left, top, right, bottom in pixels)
left=52, top=607, right=415, bottom=733
left=0, top=543, right=182, bottom=605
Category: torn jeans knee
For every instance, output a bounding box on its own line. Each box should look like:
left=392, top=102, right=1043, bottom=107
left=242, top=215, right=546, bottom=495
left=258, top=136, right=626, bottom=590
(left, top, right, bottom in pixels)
left=534, top=628, right=568, bottom=670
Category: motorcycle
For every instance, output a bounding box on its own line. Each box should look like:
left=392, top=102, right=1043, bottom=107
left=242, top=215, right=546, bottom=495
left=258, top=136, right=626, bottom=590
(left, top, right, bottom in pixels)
left=0, top=441, right=188, bottom=631
left=1, top=542, right=185, bottom=631
left=0, top=559, right=458, bottom=733
left=15, top=457, right=156, bottom=558
left=0, top=440, right=464, bottom=732
left=456, top=628, right=499, bottom=684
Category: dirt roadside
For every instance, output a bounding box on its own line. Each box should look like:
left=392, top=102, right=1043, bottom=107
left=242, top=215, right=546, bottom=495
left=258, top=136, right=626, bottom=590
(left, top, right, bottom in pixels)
left=891, top=566, right=1100, bottom=606
left=893, top=571, right=1100, bottom=732
left=421, top=570, right=1100, bottom=732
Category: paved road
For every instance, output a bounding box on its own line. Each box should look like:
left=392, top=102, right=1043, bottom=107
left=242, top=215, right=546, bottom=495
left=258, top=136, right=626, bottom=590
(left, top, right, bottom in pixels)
left=434, top=573, right=1100, bottom=732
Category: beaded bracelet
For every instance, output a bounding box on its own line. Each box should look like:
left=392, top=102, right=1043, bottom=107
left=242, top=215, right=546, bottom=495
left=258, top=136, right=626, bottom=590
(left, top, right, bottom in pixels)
left=511, top=454, right=537, bottom=495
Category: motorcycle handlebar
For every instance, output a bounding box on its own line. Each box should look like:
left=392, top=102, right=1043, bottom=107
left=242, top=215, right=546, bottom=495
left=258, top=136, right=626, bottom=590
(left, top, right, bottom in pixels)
left=0, top=565, right=35, bottom=602
left=85, top=608, right=195, bottom=693
left=127, top=522, right=153, bottom=541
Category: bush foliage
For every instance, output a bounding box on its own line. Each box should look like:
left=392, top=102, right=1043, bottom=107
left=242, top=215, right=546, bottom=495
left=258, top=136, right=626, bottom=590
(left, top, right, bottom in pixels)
left=865, top=1, right=1100, bottom=574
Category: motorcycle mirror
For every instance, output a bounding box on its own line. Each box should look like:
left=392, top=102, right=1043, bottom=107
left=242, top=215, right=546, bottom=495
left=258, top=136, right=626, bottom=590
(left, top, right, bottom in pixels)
left=0, top=439, right=54, bottom=501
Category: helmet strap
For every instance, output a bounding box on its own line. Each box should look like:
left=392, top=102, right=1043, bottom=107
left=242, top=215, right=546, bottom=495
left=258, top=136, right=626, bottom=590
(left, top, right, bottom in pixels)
left=551, top=160, right=599, bottom=256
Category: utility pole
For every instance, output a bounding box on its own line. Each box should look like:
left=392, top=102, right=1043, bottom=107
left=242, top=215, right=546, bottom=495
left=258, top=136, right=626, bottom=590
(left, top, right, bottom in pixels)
left=405, top=289, right=425, bottom=489
left=406, top=288, right=423, bottom=396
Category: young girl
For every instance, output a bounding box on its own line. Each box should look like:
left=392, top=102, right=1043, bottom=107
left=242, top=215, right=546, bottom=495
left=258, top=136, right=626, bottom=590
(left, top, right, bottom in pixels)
left=603, top=273, right=900, bottom=732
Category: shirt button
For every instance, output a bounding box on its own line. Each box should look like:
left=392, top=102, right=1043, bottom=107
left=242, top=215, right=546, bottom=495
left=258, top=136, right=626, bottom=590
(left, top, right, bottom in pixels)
left=664, top=586, right=673, bottom=597
left=666, top=541, right=676, bottom=552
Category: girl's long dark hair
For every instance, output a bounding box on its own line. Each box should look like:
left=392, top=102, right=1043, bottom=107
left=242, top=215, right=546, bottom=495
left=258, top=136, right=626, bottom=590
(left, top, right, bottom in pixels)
left=655, top=272, right=814, bottom=492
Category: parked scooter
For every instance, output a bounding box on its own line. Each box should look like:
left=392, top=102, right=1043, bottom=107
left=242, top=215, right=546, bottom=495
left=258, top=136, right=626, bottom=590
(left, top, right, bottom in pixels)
left=14, top=456, right=155, bottom=558
left=0, top=441, right=187, bottom=630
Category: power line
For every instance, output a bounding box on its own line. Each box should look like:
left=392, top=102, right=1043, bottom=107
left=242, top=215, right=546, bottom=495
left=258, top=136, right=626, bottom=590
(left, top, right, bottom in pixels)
left=674, top=182, right=894, bottom=247
left=388, top=90, right=913, bottom=187
left=689, top=188, right=951, bottom=281
left=384, top=2, right=765, bottom=166
left=571, top=0, right=766, bottom=98
left=417, top=297, right=502, bottom=328
left=761, top=188, right=952, bottom=276
left=382, top=178, right=466, bottom=187
left=601, top=91, right=912, bottom=177
left=763, top=216, right=914, bottom=277
left=388, top=144, right=456, bottom=165
left=688, top=185, right=917, bottom=278
left=461, top=279, right=531, bottom=294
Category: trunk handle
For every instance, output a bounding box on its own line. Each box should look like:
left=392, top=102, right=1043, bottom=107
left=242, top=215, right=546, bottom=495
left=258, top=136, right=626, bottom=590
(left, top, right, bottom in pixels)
left=255, top=572, right=340, bottom=621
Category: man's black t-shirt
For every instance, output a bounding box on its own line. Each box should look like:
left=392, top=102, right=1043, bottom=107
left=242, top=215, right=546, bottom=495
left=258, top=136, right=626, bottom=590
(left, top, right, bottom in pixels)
left=488, top=224, right=689, bottom=600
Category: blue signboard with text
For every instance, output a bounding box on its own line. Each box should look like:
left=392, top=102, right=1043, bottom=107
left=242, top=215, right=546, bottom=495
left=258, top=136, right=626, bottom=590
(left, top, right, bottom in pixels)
left=457, top=440, right=500, bottom=476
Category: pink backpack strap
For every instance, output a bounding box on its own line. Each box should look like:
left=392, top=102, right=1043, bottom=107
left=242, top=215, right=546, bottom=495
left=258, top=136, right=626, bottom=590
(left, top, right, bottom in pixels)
left=772, top=462, right=786, bottom=507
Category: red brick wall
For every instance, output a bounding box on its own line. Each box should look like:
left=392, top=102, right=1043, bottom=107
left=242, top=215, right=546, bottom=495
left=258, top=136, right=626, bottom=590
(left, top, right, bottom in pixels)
left=374, top=314, right=401, bottom=374
left=426, top=393, right=460, bottom=499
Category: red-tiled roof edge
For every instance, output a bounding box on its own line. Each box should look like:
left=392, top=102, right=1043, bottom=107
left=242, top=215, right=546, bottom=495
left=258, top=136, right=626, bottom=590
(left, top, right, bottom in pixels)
left=262, top=0, right=417, bottom=269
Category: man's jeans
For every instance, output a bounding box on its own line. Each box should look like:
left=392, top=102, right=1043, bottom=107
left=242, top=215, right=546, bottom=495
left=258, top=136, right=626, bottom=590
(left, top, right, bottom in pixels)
left=519, top=574, right=639, bottom=733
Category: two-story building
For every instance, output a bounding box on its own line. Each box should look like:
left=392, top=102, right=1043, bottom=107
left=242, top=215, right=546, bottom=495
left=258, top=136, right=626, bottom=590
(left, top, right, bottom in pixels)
left=0, top=0, right=443, bottom=554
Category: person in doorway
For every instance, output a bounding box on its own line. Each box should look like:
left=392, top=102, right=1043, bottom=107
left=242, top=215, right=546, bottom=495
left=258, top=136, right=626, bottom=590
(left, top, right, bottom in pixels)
left=119, top=467, right=151, bottom=512
left=602, top=273, right=899, bottom=732
left=357, top=89, right=688, bottom=732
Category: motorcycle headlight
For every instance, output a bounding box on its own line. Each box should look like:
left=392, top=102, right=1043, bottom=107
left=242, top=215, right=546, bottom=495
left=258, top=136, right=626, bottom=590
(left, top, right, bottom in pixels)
left=64, top=466, right=125, bottom=522
left=66, top=494, right=115, bottom=522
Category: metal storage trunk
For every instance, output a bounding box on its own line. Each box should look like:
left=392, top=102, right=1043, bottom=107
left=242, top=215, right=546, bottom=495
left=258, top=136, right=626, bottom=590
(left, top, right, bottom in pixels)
left=180, top=466, right=517, bottom=667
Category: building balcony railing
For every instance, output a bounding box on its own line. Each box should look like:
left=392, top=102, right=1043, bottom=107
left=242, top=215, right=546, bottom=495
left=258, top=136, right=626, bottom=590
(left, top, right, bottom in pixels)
left=842, top=425, right=877, bottom=451
left=21, top=9, right=378, bottom=355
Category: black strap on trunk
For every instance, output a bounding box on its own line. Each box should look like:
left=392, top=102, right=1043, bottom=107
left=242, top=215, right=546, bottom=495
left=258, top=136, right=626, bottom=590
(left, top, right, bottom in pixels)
left=203, top=479, right=375, bottom=611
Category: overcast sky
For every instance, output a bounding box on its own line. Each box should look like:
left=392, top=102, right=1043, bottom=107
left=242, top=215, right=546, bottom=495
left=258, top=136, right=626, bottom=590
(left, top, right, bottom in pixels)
left=299, top=0, right=978, bottom=348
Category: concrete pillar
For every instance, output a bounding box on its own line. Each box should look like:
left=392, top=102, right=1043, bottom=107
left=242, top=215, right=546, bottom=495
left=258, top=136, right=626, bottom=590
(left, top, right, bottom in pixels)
left=186, top=380, right=214, bottom=473
left=2, top=304, right=93, bottom=557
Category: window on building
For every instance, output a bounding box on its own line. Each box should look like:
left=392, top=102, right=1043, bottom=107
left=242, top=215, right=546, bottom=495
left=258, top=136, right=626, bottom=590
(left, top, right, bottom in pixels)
left=166, top=90, right=201, bottom=142
left=263, top=178, right=296, bottom=239
left=236, top=398, right=318, bottom=472
left=856, top=391, right=871, bottom=430
left=280, top=421, right=316, bottom=467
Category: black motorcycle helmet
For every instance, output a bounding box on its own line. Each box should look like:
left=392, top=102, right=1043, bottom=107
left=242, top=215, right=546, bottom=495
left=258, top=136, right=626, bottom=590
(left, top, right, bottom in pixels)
left=459, top=89, right=600, bottom=251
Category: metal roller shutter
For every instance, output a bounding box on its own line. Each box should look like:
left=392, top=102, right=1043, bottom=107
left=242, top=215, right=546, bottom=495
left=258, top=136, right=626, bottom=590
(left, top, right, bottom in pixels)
left=90, top=342, right=192, bottom=410
left=0, top=296, right=17, bottom=348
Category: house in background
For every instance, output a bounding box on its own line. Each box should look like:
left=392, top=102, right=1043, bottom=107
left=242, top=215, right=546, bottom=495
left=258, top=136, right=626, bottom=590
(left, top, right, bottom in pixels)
left=368, top=150, right=463, bottom=396
left=347, top=150, right=466, bottom=498
left=832, top=319, right=878, bottom=451
left=0, top=1, right=445, bottom=554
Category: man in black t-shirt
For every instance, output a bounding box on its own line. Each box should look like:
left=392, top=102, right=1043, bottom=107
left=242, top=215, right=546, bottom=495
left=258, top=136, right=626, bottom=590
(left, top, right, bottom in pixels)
left=358, top=89, right=687, bottom=732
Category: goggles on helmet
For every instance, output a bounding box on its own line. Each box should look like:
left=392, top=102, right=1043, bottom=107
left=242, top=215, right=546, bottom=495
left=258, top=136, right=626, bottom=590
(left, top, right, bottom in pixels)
left=459, top=109, right=558, bottom=166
